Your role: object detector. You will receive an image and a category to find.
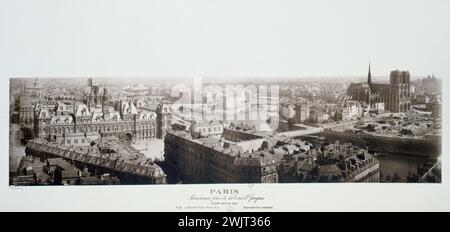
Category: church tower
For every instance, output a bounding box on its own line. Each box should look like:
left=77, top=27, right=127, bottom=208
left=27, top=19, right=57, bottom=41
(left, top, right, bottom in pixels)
left=33, top=77, right=40, bottom=87
left=87, top=77, right=93, bottom=87
left=368, top=61, right=372, bottom=85
left=156, top=103, right=172, bottom=139
left=389, top=70, right=411, bottom=112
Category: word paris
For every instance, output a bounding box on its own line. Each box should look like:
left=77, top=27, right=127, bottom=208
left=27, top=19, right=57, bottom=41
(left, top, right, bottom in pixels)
left=210, top=188, right=239, bottom=195
left=170, top=77, right=280, bottom=129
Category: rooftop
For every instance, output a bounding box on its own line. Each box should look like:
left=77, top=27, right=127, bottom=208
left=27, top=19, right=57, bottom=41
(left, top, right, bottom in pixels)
left=26, top=138, right=166, bottom=178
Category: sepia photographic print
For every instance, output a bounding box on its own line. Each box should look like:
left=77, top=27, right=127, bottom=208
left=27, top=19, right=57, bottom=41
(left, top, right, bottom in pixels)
left=1, top=0, right=449, bottom=212
left=9, top=72, right=442, bottom=185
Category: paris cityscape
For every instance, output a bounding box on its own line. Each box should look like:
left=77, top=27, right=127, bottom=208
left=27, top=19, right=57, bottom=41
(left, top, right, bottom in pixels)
left=9, top=65, right=442, bottom=185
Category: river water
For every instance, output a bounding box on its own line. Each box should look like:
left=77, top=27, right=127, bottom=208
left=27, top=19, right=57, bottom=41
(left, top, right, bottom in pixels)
left=296, top=134, right=438, bottom=183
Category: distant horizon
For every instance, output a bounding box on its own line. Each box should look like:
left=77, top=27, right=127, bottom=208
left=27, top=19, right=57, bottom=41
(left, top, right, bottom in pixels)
left=9, top=74, right=440, bottom=82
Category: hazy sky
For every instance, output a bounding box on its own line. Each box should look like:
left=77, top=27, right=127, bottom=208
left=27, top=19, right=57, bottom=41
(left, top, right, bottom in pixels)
left=1, top=0, right=449, bottom=79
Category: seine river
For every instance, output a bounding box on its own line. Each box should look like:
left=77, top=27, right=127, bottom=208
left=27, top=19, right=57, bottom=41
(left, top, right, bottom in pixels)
left=296, top=134, right=437, bottom=182
left=376, top=154, right=432, bottom=181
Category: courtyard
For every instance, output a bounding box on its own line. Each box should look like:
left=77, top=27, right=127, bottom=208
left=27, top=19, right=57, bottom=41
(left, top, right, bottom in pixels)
left=130, top=139, right=165, bottom=161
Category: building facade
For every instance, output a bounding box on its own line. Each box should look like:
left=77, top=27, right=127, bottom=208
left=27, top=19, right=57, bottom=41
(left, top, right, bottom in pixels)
left=18, top=78, right=44, bottom=125
left=31, top=78, right=172, bottom=141
left=165, top=128, right=380, bottom=183
left=33, top=100, right=166, bottom=141
left=188, top=121, right=224, bottom=138
left=164, top=130, right=281, bottom=184
left=294, top=103, right=309, bottom=124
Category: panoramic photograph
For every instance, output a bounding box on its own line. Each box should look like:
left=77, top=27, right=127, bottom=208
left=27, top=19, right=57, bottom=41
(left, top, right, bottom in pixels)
left=9, top=69, right=442, bottom=185
left=2, top=0, right=450, bottom=215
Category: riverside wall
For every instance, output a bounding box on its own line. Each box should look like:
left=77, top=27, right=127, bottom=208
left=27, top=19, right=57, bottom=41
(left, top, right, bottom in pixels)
left=322, top=130, right=441, bottom=157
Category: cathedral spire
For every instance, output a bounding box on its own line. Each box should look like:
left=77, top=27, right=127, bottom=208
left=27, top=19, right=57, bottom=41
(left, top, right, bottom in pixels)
left=368, top=61, right=372, bottom=85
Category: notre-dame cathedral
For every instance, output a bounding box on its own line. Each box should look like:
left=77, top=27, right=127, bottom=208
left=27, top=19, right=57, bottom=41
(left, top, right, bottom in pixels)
left=346, top=64, right=411, bottom=113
